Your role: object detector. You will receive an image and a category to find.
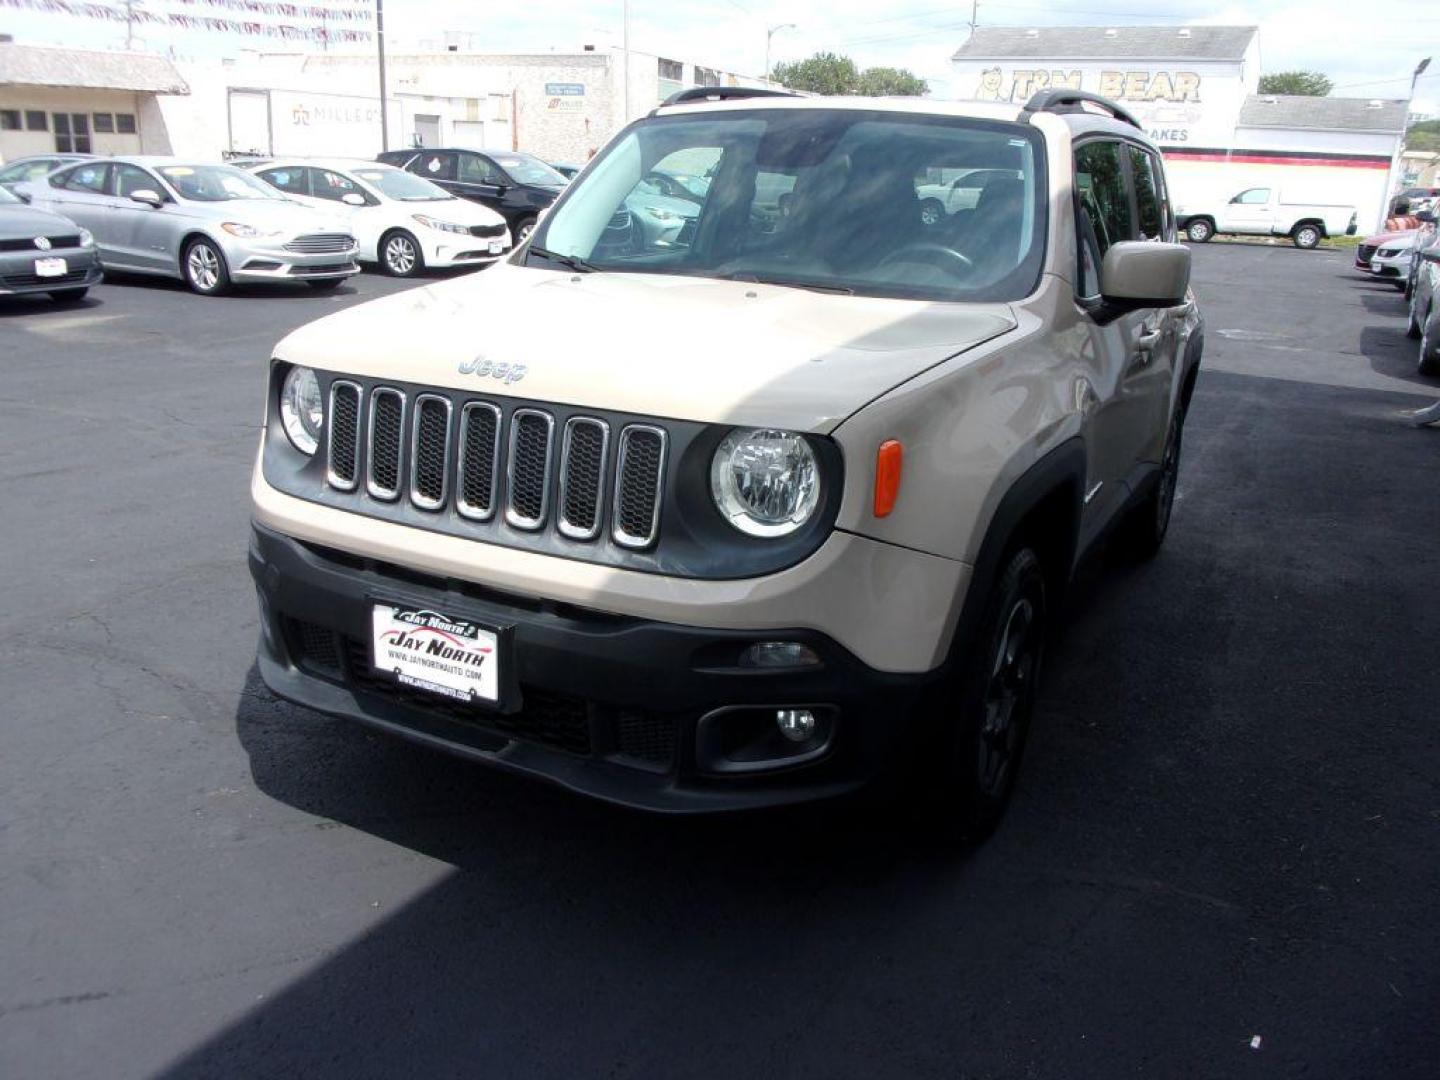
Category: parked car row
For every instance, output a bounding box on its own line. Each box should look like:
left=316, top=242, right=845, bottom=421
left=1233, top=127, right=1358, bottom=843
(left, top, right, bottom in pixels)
left=1355, top=208, right=1440, bottom=375
left=0, top=148, right=535, bottom=300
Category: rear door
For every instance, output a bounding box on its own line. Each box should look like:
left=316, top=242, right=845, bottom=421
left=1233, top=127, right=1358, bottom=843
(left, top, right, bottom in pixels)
left=48, top=162, right=114, bottom=245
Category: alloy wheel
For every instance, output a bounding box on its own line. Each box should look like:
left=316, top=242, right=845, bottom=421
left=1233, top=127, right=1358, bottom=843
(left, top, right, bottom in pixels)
left=977, top=596, right=1037, bottom=799
left=385, top=235, right=417, bottom=275
left=188, top=245, right=220, bottom=291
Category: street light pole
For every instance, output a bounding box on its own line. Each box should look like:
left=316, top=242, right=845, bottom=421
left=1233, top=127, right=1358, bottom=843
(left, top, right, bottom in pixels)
left=765, top=23, right=796, bottom=85
left=376, top=0, right=389, bottom=152
left=1384, top=56, right=1431, bottom=227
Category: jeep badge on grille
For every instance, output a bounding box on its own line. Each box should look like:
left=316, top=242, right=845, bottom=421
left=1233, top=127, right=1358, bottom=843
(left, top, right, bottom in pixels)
left=458, top=354, right=527, bottom=384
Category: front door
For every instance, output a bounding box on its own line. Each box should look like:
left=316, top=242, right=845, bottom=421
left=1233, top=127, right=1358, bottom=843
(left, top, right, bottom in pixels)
left=108, top=163, right=174, bottom=272
left=1220, top=187, right=1274, bottom=235
left=1072, top=139, right=1173, bottom=546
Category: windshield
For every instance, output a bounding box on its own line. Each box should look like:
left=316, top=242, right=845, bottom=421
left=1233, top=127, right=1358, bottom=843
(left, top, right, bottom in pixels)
left=352, top=166, right=455, bottom=202
left=158, top=164, right=286, bottom=202
left=493, top=154, right=567, bottom=187
left=532, top=109, right=1046, bottom=302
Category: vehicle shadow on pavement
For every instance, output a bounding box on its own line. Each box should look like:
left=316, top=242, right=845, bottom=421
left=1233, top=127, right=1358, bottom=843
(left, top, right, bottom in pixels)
left=96, top=269, right=367, bottom=300
left=0, top=294, right=102, bottom=319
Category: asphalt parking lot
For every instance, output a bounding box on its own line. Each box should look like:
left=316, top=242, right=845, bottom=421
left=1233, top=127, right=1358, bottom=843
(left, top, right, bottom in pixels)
left=2, top=248, right=1438, bottom=1079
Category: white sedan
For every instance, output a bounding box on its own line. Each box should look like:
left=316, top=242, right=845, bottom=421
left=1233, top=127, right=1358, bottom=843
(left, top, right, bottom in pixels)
left=247, top=158, right=512, bottom=277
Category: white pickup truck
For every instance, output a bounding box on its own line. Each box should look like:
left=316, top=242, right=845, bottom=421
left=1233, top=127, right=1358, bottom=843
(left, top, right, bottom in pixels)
left=1176, top=187, right=1357, bottom=249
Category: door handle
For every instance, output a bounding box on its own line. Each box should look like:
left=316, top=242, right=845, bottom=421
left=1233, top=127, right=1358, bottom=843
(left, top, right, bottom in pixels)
left=1134, top=325, right=1163, bottom=350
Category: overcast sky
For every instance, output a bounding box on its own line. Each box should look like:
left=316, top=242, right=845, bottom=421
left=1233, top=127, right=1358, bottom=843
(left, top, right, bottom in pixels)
left=6, top=0, right=1438, bottom=113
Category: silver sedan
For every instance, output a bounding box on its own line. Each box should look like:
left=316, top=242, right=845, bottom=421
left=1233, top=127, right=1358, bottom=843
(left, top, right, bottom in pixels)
left=16, top=157, right=360, bottom=295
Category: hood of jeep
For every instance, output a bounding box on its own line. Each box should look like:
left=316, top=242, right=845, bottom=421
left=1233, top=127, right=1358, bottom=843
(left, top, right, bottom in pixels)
left=274, top=263, right=1017, bottom=432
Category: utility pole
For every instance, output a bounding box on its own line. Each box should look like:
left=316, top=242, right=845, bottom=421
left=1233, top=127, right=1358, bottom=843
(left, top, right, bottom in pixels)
left=376, top=0, right=389, bottom=152
left=122, top=0, right=141, bottom=50
left=765, top=23, right=796, bottom=85
left=969, top=0, right=978, bottom=34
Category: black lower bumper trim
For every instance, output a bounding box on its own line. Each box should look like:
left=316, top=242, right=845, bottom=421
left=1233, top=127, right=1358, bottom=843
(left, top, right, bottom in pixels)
left=248, top=524, right=934, bottom=812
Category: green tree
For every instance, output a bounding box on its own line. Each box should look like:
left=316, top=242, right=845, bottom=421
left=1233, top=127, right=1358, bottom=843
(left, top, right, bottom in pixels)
left=1407, top=119, right=1440, bottom=153
left=772, top=52, right=859, bottom=96
left=856, top=66, right=929, bottom=96
left=1258, top=70, right=1334, bottom=96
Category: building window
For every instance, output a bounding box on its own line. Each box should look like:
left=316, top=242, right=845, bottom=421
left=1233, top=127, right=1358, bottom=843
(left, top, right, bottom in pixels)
left=0, top=109, right=19, bottom=131
left=116, top=113, right=136, bottom=134
left=93, top=113, right=115, bottom=133
left=694, top=66, right=720, bottom=87
left=25, top=110, right=47, bottom=131
left=658, top=58, right=683, bottom=81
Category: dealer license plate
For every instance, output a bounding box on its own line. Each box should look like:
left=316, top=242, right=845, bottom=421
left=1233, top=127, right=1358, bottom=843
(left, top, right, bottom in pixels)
left=34, top=257, right=68, bottom=278
left=370, top=604, right=499, bottom=705
left=1370, top=258, right=1383, bottom=272
left=488, top=242, right=504, bottom=255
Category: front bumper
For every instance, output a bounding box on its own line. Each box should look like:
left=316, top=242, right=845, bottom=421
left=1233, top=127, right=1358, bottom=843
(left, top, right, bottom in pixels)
left=249, top=524, right=935, bottom=812
left=0, top=247, right=103, bottom=294
left=228, top=239, right=361, bottom=283
left=424, top=231, right=512, bottom=268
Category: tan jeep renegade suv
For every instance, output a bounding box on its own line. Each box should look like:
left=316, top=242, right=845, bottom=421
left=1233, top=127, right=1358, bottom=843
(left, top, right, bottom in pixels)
left=249, top=88, right=1203, bottom=836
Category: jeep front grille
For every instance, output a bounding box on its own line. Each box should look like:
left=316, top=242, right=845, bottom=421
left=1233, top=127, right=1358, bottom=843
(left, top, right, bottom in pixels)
left=330, top=384, right=669, bottom=552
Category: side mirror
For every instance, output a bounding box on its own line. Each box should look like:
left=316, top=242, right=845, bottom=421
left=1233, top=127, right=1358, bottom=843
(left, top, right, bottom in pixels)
left=341, top=192, right=367, bottom=207
left=129, top=189, right=163, bottom=208
left=1099, top=241, right=1191, bottom=311
left=12, top=188, right=32, bottom=203
left=1416, top=209, right=1436, bottom=224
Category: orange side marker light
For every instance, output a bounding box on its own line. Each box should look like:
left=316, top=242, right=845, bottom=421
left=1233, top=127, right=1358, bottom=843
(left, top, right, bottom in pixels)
left=874, top=440, right=903, bottom=518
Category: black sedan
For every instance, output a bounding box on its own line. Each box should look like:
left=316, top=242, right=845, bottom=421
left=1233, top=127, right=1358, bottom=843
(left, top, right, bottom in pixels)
left=376, top=148, right=566, bottom=243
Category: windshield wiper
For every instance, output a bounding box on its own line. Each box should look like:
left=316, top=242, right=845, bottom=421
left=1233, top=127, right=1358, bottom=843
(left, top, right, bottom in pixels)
left=724, top=271, right=854, bottom=295
left=528, top=246, right=599, bottom=274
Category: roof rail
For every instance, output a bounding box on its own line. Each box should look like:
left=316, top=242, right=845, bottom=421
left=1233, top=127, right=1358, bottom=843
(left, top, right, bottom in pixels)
left=660, top=86, right=798, bottom=107
left=1022, top=89, right=1142, bottom=131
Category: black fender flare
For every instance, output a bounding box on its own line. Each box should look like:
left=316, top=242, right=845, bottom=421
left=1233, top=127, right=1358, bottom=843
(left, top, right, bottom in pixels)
left=946, top=437, right=1087, bottom=666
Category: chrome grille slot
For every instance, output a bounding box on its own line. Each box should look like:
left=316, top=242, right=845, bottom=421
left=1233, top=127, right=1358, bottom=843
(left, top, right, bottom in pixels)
left=285, top=233, right=354, bottom=254
left=505, top=409, right=555, bottom=530
left=409, top=394, right=452, bottom=510
left=558, top=418, right=609, bottom=541
left=457, top=402, right=501, bottom=520
left=366, top=388, right=405, bottom=501
left=612, top=425, right=666, bottom=549
left=326, top=380, right=362, bottom=491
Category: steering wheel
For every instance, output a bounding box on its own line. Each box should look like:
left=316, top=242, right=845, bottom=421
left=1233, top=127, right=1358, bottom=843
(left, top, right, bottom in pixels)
left=877, top=242, right=975, bottom=274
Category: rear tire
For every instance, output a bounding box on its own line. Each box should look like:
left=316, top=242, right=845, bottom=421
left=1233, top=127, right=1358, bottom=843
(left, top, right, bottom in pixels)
left=182, top=237, right=230, bottom=295
left=48, top=287, right=88, bottom=302
left=380, top=230, right=422, bottom=277
left=1119, top=402, right=1185, bottom=559
left=1408, top=291, right=1425, bottom=339
left=917, top=547, right=1047, bottom=844
left=919, top=198, right=945, bottom=227
left=514, top=216, right=538, bottom=245
left=1185, top=218, right=1214, bottom=243
left=1292, top=223, right=1322, bottom=249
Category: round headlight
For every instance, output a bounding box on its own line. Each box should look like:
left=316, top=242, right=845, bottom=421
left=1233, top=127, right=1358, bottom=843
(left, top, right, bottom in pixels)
left=279, top=365, right=323, bottom=455
left=710, top=428, right=820, bottom=537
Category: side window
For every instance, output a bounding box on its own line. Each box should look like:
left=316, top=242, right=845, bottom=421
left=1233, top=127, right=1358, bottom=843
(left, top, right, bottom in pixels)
left=113, top=163, right=159, bottom=198
left=0, top=160, right=52, bottom=183
left=1234, top=188, right=1271, bottom=205
left=418, top=152, right=456, bottom=182
left=63, top=163, right=110, bottom=194
left=1128, top=146, right=1163, bottom=241
left=1074, top=141, right=1132, bottom=296
left=312, top=168, right=364, bottom=202
left=258, top=167, right=310, bottom=196
left=458, top=154, right=498, bottom=184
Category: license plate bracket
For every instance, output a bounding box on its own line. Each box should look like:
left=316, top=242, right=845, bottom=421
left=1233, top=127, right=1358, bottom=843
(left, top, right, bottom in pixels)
left=368, top=603, right=515, bottom=710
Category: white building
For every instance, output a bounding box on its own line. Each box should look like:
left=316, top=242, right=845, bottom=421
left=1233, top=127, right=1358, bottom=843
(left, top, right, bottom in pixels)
left=0, top=43, right=189, bottom=160
left=952, top=26, right=1407, bottom=231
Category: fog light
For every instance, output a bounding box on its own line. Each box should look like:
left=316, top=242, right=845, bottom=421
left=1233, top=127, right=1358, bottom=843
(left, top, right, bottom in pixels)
left=740, top=641, right=820, bottom=669
left=776, top=708, right=817, bottom=742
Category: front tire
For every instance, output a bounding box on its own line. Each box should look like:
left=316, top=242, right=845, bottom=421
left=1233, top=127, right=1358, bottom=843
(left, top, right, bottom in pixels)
left=921, top=547, right=1047, bottom=843
left=182, top=238, right=230, bottom=295
left=1186, top=218, right=1214, bottom=243
left=48, top=287, right=88, bottom=302
left=1292, top=223, right=1322, bottom=249
left=380, top=230, right=422, bottom=277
